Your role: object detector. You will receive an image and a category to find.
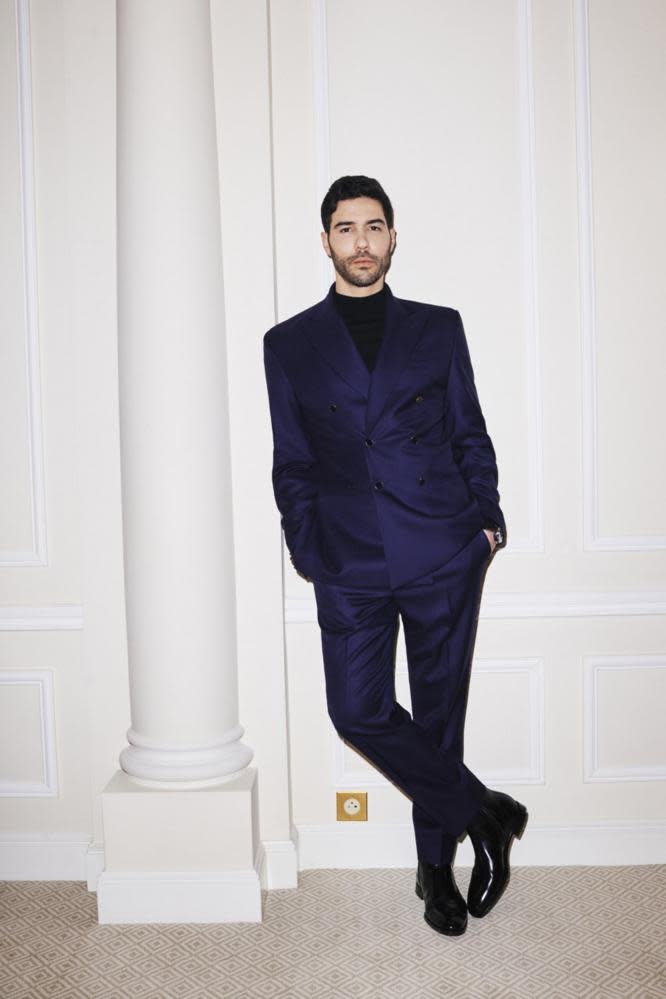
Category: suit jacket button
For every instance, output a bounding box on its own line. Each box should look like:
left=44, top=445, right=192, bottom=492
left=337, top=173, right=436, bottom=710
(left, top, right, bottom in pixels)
left=329, top=403, right=337, bottom=411
left=418, top=476, right=425, bottom=485
left=415, top=393, right=424, bottom=403
left=365, top=438, right=374, bottom=447
left=374, top=481, right=384, bottom=491
left=410, top=435, right=419, bottom=444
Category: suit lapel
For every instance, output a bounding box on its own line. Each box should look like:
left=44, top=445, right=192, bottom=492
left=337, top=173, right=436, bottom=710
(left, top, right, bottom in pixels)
left=302, top=284, right=371, bottom=400
left=365, top=284, right=427, bottom=435
left=303, top=282, right=428, bottom=435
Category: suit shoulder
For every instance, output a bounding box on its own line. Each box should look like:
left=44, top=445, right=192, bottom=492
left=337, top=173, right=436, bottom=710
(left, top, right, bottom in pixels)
left=263, top=300, right=319, bottom=353
left=430, top=303, right=461, bottom=322
left=395, top=298, right=463, bottom=365
left=395, top=294, right=460, bottom=321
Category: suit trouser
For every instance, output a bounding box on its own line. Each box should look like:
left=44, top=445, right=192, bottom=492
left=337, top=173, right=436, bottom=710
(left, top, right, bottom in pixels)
left=312, top=527, right=492, bottom=866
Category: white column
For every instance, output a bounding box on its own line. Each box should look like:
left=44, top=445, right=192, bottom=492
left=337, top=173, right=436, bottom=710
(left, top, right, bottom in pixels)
left=98, top=0, right=257, bottom=923
left=115, top=0, right=251, bottom=785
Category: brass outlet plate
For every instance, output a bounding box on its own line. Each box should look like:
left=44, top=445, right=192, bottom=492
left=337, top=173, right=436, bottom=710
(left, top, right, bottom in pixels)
left=336, top=791, right=368, bottom=821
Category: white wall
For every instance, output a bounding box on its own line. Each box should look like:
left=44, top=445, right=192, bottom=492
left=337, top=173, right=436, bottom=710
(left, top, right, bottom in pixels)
left=0, top=0, right=664, bottom=882
left=0, top=0, right=129, bottom=881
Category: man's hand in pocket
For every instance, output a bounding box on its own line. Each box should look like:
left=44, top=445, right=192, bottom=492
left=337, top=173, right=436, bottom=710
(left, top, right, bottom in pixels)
left=289, top=551, right=312, bottom=582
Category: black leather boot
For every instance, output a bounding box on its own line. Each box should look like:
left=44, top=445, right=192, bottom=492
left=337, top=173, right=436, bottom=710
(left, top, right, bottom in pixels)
left=415, top=861, right=467, bottom=935
left=466, top=787, right=528, bottom=918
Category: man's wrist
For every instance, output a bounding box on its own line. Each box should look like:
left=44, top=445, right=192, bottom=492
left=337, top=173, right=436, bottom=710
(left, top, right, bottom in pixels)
left=482, top=522, right=505, bottom=548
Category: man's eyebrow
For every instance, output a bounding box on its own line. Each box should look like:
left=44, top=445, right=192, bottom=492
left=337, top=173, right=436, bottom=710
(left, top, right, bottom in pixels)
left=333, top=218, right=386, bottom=228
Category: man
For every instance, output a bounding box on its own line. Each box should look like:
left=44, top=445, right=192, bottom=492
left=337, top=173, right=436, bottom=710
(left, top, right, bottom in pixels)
left=263, top=175, right=527, bottom=936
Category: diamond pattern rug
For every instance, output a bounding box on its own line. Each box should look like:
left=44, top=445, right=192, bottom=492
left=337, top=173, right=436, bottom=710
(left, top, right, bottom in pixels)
left=1, top=866, right=664, bottom=998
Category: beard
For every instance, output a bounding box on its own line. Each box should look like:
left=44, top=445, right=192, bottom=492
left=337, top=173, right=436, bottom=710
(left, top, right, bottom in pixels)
left=327, top=244, right=393, bottom=288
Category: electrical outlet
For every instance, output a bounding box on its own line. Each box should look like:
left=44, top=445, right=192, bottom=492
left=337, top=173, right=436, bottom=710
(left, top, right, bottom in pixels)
left=336, top=791, right=368, bottom=821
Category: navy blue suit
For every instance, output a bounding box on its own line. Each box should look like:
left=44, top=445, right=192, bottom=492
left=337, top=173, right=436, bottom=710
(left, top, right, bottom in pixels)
left=263, top=282, right=507, bottom=864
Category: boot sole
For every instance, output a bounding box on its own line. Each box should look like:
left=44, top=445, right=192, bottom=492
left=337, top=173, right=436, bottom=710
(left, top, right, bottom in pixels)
left=424, top=911, right=467, bottom=935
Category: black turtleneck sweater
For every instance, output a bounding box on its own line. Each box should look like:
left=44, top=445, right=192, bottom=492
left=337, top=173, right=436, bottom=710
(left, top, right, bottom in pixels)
left=333, top=284, right=387, bottom=371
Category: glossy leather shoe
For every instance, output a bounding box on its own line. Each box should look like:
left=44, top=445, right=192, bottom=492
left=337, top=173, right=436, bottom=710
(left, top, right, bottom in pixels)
left=415, top=861, right=467, bottom=935
left=466, top=787, right=528, bottom=918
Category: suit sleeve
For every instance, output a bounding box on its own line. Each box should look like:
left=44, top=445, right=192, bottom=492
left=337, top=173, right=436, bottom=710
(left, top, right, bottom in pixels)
left=443, top=312, right=507, bottom=544
left=263, top=336, right=319, bottom=567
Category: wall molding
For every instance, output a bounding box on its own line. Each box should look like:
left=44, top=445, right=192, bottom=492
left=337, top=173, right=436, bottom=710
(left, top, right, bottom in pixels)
left=468, top=656, right=544, bottom=783
left=574, top=0, right=666, bottom=551
left=331, top=656, right=544, bottom=788
left=573, top=0, right=599, bottom=551
left=584, top=654, right=666, bottom=782
left=515, top=0, right=544, bottom=553
left=286, top=589, right=666, bottom=624
left=0, top=670, right=58, bottom=796
left=2, top=0, right=48, bottom=567
left=0, top=605, right=83, bottom=630
left=310, top=0, right=331, bottom=298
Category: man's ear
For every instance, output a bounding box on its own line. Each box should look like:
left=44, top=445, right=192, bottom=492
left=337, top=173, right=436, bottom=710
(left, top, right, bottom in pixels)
left=390, top=228, right=397, bottom=254
left=320, top=230, right=331, bottom=257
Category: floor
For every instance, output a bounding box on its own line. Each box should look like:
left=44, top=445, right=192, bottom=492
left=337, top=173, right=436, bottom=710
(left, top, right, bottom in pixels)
left=1, top=865, right=665, bottom=998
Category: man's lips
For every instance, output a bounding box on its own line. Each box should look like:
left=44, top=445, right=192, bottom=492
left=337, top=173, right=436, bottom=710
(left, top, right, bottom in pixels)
left=352, top=258, right=374, bottom=264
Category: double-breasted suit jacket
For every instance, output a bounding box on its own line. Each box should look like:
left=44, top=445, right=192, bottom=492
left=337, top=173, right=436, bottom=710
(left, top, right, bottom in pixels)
left=263, top=282, right=506, bottom=590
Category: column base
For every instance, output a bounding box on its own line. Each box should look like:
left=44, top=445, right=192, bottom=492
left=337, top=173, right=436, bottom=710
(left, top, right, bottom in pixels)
left=97, top=869, right=261, bottom=924
left=119, top=724, right=254, bottom=784
left=97, top=766, right=261, bottom=924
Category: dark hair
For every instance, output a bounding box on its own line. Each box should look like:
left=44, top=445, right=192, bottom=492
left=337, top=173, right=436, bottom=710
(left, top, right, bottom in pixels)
left=320, top=175, right=394, bottom=233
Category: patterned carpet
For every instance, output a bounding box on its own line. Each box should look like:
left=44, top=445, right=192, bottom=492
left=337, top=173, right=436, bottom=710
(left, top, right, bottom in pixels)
left=1, top=866, right=665, bottom=998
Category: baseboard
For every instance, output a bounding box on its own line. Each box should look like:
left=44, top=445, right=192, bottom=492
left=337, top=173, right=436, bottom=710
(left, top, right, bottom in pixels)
left=86, top=842, right=105, bottom=891
left=3, top=822, right=661, bottom=888
left=294, top=820, right=666, bottom=868
left=97, top=869, right=262, bottom=924
left=0, top=834, right=91, bottom=880
left=0, top=835, right=299, bottom=893
left=256, top=838, right=298, bottom=889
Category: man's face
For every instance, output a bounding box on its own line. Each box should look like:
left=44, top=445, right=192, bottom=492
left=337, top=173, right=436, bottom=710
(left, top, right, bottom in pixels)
left=321, top=196, right=396, bottom=294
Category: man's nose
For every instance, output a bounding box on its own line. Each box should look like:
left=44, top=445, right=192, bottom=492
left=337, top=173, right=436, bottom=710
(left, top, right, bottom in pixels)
left=355, top=232, right=369, bottom=249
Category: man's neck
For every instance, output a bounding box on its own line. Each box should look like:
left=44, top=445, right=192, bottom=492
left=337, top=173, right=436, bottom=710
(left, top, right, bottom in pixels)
left=334, top=276, right=385, bottom=298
